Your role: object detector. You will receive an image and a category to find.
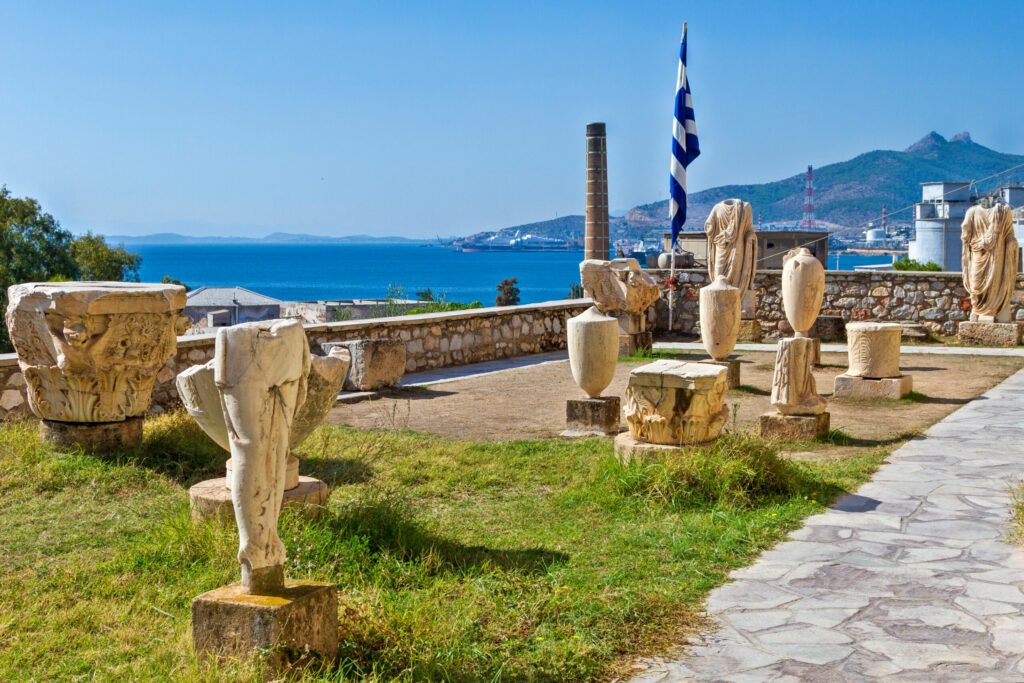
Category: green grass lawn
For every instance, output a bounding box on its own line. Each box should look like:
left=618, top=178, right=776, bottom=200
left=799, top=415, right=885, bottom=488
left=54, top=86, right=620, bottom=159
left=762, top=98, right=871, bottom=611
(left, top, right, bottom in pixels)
left=0, top=413, right=887, bottom=681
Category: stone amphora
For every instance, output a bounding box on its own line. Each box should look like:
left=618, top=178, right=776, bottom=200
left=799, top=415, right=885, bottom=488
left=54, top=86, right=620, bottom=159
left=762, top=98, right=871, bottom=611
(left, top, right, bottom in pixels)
left=567, top=306, right=619, bottom=398
left=782, top=248, right=825, bottom=336
left=699, top=275, right=741, bottom=361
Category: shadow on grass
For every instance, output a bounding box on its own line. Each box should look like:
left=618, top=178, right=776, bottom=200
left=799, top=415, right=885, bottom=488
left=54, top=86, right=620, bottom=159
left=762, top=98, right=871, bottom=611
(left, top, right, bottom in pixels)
left=380, top=387, right=457, bottom=401
left=899, top=391, right=969, bottom=406
left=302, top=456, right=374, bottom=486
left=902, top=366, right=943, bottom=372
left=816, top=428, right=921, bottom=448
left=732, top=384, right=769, bottom=396
left=299, top=495, right=569, bottom=575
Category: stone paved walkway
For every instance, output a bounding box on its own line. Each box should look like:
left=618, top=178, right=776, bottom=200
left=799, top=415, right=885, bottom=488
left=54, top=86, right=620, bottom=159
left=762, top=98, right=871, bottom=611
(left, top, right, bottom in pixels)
left=656, top=341, right=1024, bottom=357
left=632, top=369, right=1024, bottom=681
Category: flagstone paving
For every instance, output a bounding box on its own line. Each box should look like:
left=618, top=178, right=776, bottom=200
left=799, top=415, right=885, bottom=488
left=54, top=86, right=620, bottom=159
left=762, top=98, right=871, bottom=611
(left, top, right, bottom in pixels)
left=632, top=368, right=1024, bottom=681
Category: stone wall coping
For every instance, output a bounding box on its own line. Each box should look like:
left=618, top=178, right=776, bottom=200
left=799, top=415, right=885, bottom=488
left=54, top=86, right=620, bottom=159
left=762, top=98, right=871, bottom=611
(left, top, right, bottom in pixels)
left=645, top=268, right=980, bottom=278
left=0, top=298, right=593, bottom=367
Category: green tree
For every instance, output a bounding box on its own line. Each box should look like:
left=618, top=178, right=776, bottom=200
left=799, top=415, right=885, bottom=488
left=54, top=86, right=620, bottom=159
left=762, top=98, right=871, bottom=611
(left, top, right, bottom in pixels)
left=415, top=288, right=435, bottom=302
left=160, top=275, right=191, bottom=292
left=70, top=231, right=141, bottom=281
left=0, top=187, right=143, bottom=352
left=892, top=256, right=942, bottom=272
left=495, top=277, right=521, bottom=307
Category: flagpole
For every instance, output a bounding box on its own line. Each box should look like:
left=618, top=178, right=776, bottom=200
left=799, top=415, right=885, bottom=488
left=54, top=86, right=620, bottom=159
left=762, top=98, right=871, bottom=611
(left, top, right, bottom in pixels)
left=667, top=21, right=686, bottom=335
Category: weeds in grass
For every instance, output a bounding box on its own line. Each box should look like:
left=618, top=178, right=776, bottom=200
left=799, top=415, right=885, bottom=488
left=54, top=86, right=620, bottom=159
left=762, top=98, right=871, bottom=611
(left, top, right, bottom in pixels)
left=603, top=433, right=813, bottom=509
left=900, top=390, right=930, bottom=403
left=1010, top=482, right=1024, bottom=546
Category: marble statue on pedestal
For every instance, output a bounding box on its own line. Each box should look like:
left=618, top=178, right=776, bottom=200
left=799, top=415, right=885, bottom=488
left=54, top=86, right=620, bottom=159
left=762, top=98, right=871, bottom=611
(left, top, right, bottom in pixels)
left=567, top=306, right=619, bottom=398
left=699, top=276, right=741, bottom=361
left=962, top=204, right=1019, bottom=322
left=705, top=199, right=757, bottom=311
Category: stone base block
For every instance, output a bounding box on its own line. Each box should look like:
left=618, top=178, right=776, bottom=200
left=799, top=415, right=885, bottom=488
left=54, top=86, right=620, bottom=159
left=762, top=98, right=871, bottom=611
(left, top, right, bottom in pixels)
left=699, top=358, right=740, bottom=389
left=736, top=319, right=762, bottom=343
left=614, top=431, right=686, bottom=464
left=322, top=339, right=405, bottom=391
left=618, top=332, right=653, bottom=356
left=833, top=374, right=913, bottom=400
left=779, top=316, right=845, bottom=341
left=562, top=397, right=620, bottom=437
left=810, top=337, right=821, bottom=366
left=40, top=416, right=143, bottom=452
left=958, top=321, right=1022, bottom=347
left=189, top=477, right=331, bottom=524
left=192, top=581, right=338, bottom=670
left=757, top=412, right=830, bottom=440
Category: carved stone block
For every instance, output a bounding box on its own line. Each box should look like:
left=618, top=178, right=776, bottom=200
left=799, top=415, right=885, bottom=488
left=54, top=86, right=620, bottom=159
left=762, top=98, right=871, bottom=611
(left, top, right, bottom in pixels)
left=957, top=321, right=1022, bottom=347
left=323, top=339, right=405, bottom=391
left=580, top=258, right=660, bottom=316
left=5, top=282, right=187, bottom=439
left=623, top=360, right=727, bottom=445
left=699, top=358, right=740, bottom=389
left=736, top=319, right=762, bottom=342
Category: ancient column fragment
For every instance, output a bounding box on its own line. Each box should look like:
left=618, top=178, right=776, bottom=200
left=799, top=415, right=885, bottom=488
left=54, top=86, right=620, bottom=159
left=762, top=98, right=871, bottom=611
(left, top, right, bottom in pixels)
left=5, top=281, right=187, bottom=450
left=770, top=337, right=826, bottom=416
left=758, top=336, right=829, bottom=439
left=700, top=275, right=741, bottom=361
left=584, top=122, right=610, bottom=261
left=621, top=360, right=728, bottom=446
left=579, top=258, right=660, bottom=354
left=834, top=322, right=912, bottom=400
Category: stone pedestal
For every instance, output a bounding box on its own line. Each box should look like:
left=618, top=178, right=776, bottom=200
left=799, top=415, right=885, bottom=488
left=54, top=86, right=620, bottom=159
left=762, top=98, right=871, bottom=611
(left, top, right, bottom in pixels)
left=614, top=431, right=685, bottom=464
left=189, top=476, right=330, bottom=524
left=699, top=358, right=740, bottom=389
left=810, top=338, right=822, bottom=366
left=623, top=360, right=728, bottom=445
left=192, top=581, right=338, bottom=670
left=957, top=321, right=1022, bottom=347
left=737, top=319, right=762, bottom=342
left=562, top=396, right=620, bottom=437
left=40, top=416, right=143, bottom=452
left=323, top=339, right=405, bottom=391
left=757, top=412, right=830, bottom=440
left=612, top=311, right=651, bottom=356
left=833, top=374, right=913, bottom=400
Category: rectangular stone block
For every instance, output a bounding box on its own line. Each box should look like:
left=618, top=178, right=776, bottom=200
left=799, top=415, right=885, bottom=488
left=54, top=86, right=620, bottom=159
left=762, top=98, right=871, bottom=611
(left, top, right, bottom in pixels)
left=957, top=321, right=1022, bottom=347
left=757, top=411, right=830, bottom=440
left=833, top=373, right=913, bottom=400
left=699, top=358, right=740, bottom=389
left=323, top=339, right=406, bottom=391
left=736, top=319, right=762, bottom=342
left=562, top=396, right=620, bottom=437
left=192, top=581, right=338, bottom=670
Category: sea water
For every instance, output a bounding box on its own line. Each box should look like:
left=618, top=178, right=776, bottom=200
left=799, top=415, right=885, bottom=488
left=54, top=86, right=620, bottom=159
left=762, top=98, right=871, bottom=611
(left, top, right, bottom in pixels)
left=134, top=243, right=893, bottom=304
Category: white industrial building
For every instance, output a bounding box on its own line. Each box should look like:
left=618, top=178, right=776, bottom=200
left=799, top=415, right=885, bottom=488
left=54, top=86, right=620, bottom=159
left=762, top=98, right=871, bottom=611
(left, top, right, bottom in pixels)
left=907, top=182, right=975, bottom=271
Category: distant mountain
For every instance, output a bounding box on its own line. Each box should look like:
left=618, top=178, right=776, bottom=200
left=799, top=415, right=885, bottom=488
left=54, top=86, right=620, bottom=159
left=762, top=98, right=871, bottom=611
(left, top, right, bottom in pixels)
left=477, top=132, right=1024, bottom=243
left=105, top=232, right=428, bottom=246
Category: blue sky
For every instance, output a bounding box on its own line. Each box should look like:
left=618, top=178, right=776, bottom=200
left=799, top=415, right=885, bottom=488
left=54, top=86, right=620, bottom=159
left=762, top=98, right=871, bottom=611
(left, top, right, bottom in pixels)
left=1, top=1, right=1022, bottom=238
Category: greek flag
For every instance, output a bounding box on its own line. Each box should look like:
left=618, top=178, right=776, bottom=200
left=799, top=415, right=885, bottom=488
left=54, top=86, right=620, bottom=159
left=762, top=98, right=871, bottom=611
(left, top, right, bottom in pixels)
left=669, top=23, right=699, bottom=244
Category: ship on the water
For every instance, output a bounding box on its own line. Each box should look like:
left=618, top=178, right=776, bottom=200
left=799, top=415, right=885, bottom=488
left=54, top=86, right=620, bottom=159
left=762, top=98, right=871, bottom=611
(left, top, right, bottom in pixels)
left=454, top=229, right=579, bottom=252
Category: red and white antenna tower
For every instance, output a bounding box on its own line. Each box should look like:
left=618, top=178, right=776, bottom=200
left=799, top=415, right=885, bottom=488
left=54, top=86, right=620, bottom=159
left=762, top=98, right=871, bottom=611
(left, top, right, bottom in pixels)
left=881, top=204, right=888, bottom=234
left=800, top=165, right=816, bottom=229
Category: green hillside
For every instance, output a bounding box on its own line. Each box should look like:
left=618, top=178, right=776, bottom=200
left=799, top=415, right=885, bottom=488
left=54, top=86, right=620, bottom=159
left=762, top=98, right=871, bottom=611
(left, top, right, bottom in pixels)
left=624, top=132, right=1024, bottom=234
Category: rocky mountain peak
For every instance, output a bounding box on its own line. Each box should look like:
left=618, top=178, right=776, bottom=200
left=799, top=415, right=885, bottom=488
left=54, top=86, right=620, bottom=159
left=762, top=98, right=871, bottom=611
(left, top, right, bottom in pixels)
left=905, top=131, right=947, bottom=154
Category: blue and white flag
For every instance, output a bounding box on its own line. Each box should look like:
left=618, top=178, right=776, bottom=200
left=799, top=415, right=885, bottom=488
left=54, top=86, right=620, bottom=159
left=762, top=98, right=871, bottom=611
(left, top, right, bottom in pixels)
left=669, top=23, right=700, bottom=245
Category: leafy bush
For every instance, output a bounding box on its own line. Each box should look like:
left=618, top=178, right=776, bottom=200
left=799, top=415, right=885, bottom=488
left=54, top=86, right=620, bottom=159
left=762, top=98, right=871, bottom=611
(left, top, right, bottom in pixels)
left=405, top=300, right=482, bottom=315
left=893, top=256, right=942, bottom=272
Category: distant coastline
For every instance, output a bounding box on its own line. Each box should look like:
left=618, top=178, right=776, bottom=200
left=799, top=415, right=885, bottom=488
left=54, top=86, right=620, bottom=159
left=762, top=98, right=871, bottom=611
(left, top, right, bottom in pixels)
left=104, top=232, right=432, bottom=246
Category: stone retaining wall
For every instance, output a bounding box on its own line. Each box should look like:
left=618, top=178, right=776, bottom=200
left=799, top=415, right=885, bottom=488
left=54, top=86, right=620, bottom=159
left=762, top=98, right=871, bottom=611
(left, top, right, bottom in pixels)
left=649, top=269, right=1024, bottom=337
left=0, top=299, right=590, bottom=420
